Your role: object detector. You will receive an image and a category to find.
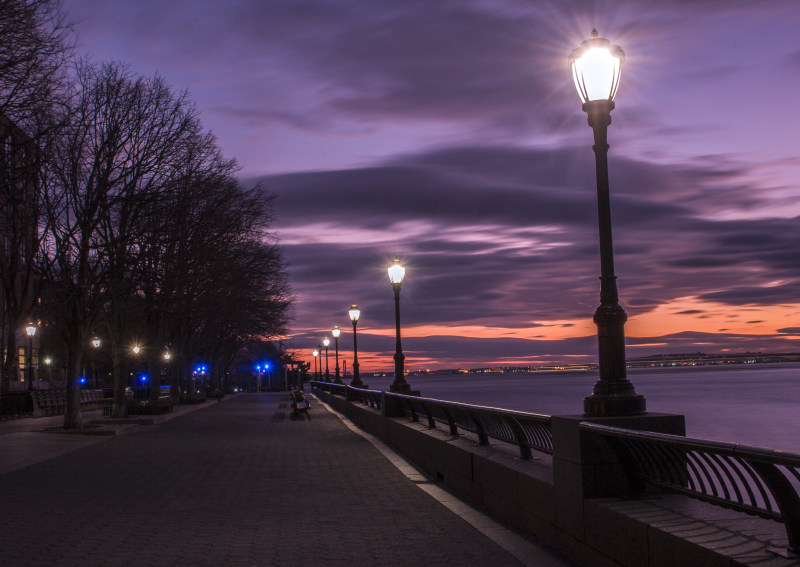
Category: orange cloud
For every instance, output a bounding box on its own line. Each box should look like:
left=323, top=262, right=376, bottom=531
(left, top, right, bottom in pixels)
left=626, top=296, right=800, bottom=337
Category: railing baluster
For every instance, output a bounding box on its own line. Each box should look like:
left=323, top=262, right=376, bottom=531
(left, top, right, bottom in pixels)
left=581, top=422, right=800, bottom=554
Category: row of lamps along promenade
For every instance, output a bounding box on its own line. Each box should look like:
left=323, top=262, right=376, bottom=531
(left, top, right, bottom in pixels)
left=313, top=30, right=649, bottom=417
left=22, top=324, right=174, bottom=389
left=312, top=257, right=411, bottom=394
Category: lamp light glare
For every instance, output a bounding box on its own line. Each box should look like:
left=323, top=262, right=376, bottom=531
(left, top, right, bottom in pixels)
left=348, top=304, right=360, bottom=323
left=569, top=30, right=624, bottom=104
left=388, top=257, right=405, bottom=285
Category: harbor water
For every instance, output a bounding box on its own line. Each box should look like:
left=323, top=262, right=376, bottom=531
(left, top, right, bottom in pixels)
left=357, top=362, right=800, bottom=453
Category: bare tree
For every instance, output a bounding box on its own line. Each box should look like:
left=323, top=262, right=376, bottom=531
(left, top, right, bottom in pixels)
left=39, top=61, right=202, bottom=427
left=0, top=0, right=72, bottom=127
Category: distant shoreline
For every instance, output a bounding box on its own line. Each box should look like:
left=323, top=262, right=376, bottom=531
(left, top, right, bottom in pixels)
left=364, top=352, right=800, bottom=378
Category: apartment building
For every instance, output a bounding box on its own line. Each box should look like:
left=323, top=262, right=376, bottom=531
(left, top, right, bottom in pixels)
left=0, top=113, right=39, bottom=391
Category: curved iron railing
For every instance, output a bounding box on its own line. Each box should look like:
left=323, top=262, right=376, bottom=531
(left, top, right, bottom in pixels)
left=582, top=422, right=800, bottom=552
left=309, top=381, right=552, bottom=459
left=390, top=392, right=553, bottom=459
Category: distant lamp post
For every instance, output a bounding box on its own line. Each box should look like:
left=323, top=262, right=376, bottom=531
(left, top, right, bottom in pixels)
left=91, top=337, right=101, bottom=388
left=25, top=323, right=37, bottom=391
left=331, top=326, right=342, bottom=384
left=348, top=304, right=366, bottom=388
left=131, top=345, right=142, bottom=388
left=312, top=349, right=319, bottom=381
left=570, top=30, right=645, bottom=417
left=44, top=357, right=52, bottom=383
left=322, top=337, right=330, bottom=381
left=163, top=349, right=171, bottom=390
left=387, top=257, right=410, bottom=393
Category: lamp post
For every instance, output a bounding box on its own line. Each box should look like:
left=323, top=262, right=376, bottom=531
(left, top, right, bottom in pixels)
left=131, top=345, right=142, bottom=389
left=570, top=30, right=645, bottom=417
left=25, top=323, right=37, bottom=391
left=348, top=304, right=366, bottom=388
left=388, top=257, right=410, bottom=393
left=312, top=349, right=319, bottom=381
left=331, top=325, right=342, bottom=384
left=322, top=337, right=330, bottom=381
left=163, top=349, right=171, bottom=392
left=91, top=337, right=101, bottom=388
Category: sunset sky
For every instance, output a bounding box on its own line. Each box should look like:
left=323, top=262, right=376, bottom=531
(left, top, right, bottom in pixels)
left=62, top=0, right=800, bottom=372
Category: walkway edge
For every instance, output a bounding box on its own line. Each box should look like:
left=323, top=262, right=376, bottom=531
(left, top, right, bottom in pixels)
left=312, top=392, right=576, bottom=567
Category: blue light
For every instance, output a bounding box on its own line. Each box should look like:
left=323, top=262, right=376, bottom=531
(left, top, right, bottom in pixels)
left=79, top=376, right=87, bottom=384
left=139, top=374, right=149, bottom=383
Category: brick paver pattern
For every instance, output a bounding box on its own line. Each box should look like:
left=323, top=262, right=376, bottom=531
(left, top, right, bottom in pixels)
left=0, top=394, right=525, bottom=566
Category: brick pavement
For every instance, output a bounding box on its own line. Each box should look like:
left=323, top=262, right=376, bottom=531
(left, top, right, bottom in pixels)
left=0, top=393, right=574, bottom=566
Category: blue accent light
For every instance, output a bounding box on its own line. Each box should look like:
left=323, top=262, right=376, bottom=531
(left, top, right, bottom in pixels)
left=79, top=376, right=87, bottom=384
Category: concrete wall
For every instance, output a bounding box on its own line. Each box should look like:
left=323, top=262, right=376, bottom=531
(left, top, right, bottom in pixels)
left=315, top=388, right=795, bottom=567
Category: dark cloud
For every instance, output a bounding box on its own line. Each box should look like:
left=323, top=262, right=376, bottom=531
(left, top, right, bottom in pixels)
left=62, top=0, right=800, bottom=369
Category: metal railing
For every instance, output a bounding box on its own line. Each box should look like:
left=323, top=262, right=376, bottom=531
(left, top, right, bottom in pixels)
left=348, top=387, right=383, bottom=409
left=310, top=381, right=552, bottom=460
left=582, top=422, right=800, bottom=552
left=390, top=392, right=553, bottom=459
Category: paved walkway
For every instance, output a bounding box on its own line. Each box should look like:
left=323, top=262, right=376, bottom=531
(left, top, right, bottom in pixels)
left=0, top=393, right=576, bottom=566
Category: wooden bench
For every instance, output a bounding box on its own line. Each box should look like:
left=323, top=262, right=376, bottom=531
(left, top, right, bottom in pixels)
left=290, top=388, right=310, bottom=417
left=126, top=394, right=175, bottom=415
left=31, top=389, right=113, bottom=417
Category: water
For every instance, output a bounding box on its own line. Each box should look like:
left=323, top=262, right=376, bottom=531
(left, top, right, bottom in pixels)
left=357, top=362, right=800, bottom=453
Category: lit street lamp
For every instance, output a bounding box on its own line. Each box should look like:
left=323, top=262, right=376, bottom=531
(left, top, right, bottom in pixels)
left=312, top=348, right=319, bottom=381
left=570, top=30, right=645, bottom=417
left=131, top=345, right=142, bottom=388
left=163, top=348, right=171, bottom=391
left=322, top=337, right=330, bottom=381
left=388, top=257, right=410, bottom=393
left=25, top=323, right=37, bottom=391
left=332, top=325, right=342, bottom=384
left=91, top=337, right=101, bottom=388
left=348, top=304, right=366, bottom=388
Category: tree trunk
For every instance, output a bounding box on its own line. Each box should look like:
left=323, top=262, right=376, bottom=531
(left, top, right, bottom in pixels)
left=171, top=363, right=180, bottom=405
left=149, top=355, right=160, bottom=401
left=63, top=341, right=83, bottom=429
left=1, top=318, right=18, bottom=394
left=111, top=347, right=127, bottom=418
